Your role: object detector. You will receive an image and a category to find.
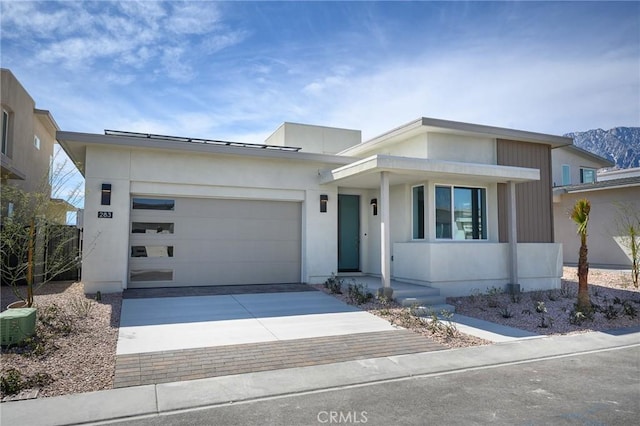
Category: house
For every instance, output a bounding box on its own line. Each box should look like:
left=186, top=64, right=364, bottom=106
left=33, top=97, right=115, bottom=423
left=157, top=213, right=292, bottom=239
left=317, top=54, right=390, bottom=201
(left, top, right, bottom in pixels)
left=1, top=68, right=58, bottom=200
left=552, top=144, right=640, bottom=268
left=57, top=118, right=571, bottom=297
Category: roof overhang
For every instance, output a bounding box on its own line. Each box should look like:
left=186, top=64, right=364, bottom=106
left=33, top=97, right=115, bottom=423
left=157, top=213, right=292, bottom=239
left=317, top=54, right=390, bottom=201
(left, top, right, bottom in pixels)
left=34, top=109, right=60, bottom=135
left=553, top=176, right=640, bottom=197
left=554, top=144, right=615, bottom=168
left=56, top=131, right=355, bottom=177
left=341, top=117, right=573, bottom=156
left=320, top=155, right=540, bottom=188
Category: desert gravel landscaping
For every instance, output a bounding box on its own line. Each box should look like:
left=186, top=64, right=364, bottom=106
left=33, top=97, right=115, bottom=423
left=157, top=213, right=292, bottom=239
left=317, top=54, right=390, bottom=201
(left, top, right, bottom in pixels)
left=1, top=266, right=638, bottom=401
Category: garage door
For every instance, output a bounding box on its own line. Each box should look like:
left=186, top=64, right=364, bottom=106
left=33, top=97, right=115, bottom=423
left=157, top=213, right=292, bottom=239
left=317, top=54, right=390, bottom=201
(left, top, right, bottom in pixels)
left=128, top=197, right=301, bottom=288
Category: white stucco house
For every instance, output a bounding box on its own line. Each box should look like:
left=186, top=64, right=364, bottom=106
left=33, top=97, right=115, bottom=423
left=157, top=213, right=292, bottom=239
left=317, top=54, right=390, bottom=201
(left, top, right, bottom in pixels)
left=58, top=118, right=570, bottom=297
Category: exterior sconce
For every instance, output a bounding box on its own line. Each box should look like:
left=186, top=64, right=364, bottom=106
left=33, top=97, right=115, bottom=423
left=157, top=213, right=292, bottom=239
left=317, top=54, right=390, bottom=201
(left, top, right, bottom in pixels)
left=320, top=194, right=328, bottom=213
left=101, top=183, right=112, bottom=206
left=370, top=198, right=377, bottom=216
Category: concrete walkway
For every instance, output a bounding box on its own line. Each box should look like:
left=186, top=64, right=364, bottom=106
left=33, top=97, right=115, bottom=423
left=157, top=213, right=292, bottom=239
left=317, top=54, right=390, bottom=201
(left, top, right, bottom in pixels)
left=3, top=328, right=638, bottom=426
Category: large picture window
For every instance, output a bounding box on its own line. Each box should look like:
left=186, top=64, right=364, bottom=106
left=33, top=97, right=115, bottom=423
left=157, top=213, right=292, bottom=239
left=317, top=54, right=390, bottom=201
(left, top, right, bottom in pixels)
left=412, top=185, right=424, bottom=239
left=436, top=185, right=486, bottom=240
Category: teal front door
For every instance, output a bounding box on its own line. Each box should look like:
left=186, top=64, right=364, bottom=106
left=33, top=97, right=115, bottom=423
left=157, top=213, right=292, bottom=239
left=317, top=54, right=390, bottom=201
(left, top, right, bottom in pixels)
left=338, top=194, right=360, bottom=272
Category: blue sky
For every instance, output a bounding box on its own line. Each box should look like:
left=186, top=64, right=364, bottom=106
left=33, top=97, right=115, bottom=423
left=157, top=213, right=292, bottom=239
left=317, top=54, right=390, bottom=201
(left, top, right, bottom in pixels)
left=2, top=0, right=638, bottom=142
left=1, top=1, right=639, bottom=211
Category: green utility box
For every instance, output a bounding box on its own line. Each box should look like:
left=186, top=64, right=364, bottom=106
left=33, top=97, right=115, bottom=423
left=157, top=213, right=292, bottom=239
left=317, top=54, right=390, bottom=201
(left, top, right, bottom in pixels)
left=0, top=308, right=37, bottom=346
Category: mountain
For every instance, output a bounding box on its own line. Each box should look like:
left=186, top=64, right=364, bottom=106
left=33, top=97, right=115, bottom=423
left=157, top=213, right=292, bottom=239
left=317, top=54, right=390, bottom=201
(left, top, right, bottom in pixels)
left=564, top=127, right=640, bottom=169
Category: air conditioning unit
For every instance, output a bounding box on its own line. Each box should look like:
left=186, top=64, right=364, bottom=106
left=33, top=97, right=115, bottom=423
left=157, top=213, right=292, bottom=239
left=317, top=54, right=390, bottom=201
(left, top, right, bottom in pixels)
left=0, top=308, right=37, bottom=346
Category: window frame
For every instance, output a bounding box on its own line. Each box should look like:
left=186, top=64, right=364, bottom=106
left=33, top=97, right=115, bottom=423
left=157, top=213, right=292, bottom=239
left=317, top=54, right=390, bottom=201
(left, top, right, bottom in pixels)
left=561, top=164, right=571, bottom=186
left=1, top=108, right=9, bottom=156
left=411, top=184, right=425, bottom=240
left=580, top=168, right=596, bottom=184
left=34, top=135, right=41, bottom=150
left=132, top=197, right=176, bottom=211
left=434, top=184, right=488, bottom=241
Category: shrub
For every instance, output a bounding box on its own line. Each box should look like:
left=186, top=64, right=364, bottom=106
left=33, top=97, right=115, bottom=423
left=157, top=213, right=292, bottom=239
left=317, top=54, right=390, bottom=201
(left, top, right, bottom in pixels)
left=69, top=297, right=94, bottom=318
left=602, top=304, right=619, bottom=320
left=570, top=306, right=594, bottom=325
left=0, top=369, right=24, bottom=395
left=535, top=301, right=547, bottom=314
left=538, top=315, right=553, bottom=328
left=622, top=301, right=638, bottom=319
left=425, top=310, right=458, bottom=337
left=500, top=307, right=513, bottom=318
left=323, top=273, right=343, bottom=294
left=347, top=282, right=373, bottom=305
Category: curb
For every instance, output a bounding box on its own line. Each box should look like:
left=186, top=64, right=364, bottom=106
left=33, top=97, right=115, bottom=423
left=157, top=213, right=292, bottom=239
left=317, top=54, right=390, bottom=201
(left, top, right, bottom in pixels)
left=2, top=329, right=639, bottom=426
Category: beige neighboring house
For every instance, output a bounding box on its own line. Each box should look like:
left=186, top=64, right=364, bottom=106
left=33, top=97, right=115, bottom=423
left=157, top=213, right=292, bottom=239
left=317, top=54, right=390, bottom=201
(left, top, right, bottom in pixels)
left=552, top=145, right=640, bottom=268
left=1, top=69, right=58, bottom=196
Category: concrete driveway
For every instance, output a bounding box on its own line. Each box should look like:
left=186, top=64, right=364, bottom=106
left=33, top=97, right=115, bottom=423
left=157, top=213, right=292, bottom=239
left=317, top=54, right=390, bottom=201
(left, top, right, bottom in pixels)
left=117, top=290, right=397, bottom=355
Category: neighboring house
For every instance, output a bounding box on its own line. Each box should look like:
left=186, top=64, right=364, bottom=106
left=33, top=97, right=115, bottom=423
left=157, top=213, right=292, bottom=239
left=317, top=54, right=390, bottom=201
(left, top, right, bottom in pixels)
left=551, top=144, right=614, bottom=187
left=552, top=145, right=640, bottom=268
left=1, top=68, right=69, bottom=285
left=58, top=118, right=570, bottom=296
left=1, top=68, right=57, bottom=197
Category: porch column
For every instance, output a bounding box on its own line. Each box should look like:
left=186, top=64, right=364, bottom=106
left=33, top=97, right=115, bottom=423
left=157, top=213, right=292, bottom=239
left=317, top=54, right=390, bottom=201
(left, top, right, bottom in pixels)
left=379, top=171, right=393, bottom=296
left=507, top=181, right=519, bottom=293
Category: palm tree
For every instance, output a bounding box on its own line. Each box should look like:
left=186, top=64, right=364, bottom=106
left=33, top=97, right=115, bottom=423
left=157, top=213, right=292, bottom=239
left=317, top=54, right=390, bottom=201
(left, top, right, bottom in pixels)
left=571, top=198, right=591, bottom=311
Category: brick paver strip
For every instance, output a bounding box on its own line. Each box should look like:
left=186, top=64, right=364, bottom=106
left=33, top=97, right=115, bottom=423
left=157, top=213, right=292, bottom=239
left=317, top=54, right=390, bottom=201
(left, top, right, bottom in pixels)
left=113, top=330, right=445, bottom=388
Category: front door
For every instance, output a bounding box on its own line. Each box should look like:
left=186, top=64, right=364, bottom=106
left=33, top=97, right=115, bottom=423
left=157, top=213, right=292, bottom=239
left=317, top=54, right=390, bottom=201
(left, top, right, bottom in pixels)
left=338, top=194, right=360, bottom=272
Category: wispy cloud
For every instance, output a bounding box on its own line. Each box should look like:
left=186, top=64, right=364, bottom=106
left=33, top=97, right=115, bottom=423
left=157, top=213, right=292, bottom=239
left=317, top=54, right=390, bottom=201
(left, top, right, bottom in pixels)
left=1, top=0, right=637, bottom=143
left=1, top=1, right=247, bottom=81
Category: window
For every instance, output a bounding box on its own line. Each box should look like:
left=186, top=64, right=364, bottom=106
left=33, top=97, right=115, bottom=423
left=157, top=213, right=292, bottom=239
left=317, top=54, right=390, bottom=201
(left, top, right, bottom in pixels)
left=1, top=109, right=9, bottom=155
left=132, top=198, right=175, bottom=210
left=435, top=186, right=452, bottom=238
left=131, top=246, right=174, bottom=257
left=436, top=185, right=487, bottom=240
left=132, top=222, right=174, bottom=234
left=561, top=164, right=571, bottom=186
left=34, top=135, right=41, bottom=150
left=580, top=168, right=596, bottom=184
left=412, top=185, right=424, bottom=239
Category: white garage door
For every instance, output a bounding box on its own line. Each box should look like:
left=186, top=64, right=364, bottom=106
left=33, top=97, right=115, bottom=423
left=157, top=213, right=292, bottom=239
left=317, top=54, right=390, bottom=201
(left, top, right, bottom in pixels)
left=128, top=197, right=301, bottom=288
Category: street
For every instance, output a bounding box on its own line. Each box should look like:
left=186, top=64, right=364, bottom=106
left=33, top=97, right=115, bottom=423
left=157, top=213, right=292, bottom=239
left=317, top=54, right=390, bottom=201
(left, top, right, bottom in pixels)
left=112, top=346, right=639, bottom=426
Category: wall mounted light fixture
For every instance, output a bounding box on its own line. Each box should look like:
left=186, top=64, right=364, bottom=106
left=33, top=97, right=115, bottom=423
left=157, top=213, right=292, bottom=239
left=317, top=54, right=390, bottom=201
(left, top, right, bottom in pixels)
left=101, top=183, right=112, bottom=206
left=370, top=198, right=378, bottom=216
left=320, top=194, right=328, bottom=213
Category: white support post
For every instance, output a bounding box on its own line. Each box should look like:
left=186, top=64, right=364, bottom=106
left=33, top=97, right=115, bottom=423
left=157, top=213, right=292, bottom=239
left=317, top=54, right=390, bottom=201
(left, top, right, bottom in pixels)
left=507, top=181, right=519, bottom=291
left=380, top=171, right=391, bottom=291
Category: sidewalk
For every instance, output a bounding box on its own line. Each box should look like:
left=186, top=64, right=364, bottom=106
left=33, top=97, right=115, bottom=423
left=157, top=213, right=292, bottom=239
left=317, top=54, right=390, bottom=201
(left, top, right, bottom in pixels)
left=2, top=327, right=638, bottom=426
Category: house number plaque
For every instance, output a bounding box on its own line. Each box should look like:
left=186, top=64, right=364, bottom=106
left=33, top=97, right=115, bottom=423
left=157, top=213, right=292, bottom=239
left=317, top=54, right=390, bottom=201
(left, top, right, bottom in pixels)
left=98, top=211, right=113, bottom=219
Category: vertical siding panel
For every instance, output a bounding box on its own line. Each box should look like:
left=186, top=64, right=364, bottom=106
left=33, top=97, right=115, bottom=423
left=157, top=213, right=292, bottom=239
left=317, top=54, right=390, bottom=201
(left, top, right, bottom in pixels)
left=496, top=139, right=553, bottom=243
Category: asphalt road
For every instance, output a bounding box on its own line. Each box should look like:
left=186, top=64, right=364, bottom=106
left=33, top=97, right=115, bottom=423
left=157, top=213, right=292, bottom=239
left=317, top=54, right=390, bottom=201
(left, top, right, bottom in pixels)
left=113, top=346, right=639, bottom=426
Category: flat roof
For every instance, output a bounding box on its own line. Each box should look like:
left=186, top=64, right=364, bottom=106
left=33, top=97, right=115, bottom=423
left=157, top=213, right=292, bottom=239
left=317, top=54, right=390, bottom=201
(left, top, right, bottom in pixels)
left=57, top=130, right=354, bottom=176
left=341, top=117, right=573, bottom=156
left=320, top=154, right=540, bottom=188
left=557, top=176, right=640, bottom=194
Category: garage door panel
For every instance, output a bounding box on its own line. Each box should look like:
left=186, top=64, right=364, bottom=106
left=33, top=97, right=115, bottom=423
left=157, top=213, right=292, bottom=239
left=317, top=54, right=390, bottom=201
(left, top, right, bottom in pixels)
left=175, top=218, right=299, bottom=241
left=176, top=260, right=299, bottom=285
left=129, top=197, right=301, bottom=287
left=176, top=240, right=300, bottom=263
